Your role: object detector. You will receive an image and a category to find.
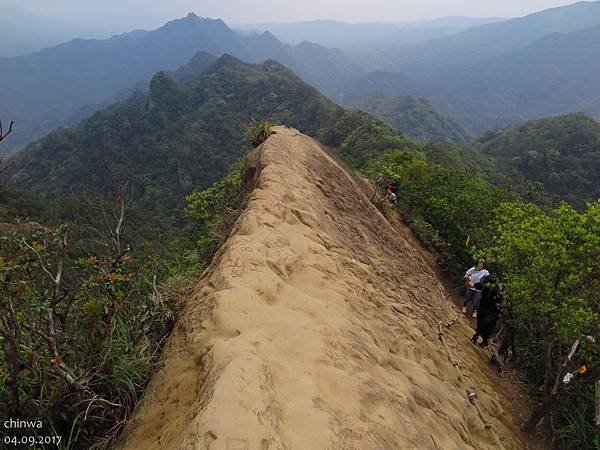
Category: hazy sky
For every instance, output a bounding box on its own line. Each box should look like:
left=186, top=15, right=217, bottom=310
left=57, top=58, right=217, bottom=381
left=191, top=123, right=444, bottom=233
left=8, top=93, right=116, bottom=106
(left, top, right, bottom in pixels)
left=10, top=0, right=585, bottom=24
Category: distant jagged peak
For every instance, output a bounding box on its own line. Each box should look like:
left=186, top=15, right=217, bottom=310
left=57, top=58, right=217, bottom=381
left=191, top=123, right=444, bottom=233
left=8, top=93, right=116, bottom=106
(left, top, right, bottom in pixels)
left=160, top=13, right=230, bottom=30
left=258, top=30, right=280, bottom=41
left=214, top=53, right=242, bottom=64
left=169, top=50, right=218, bottom=80
left=292, top=39, right=349, bottom=56
left=206, top=53, right=290, bottom=74
left=243, top=29, right=284, bottom=46
left=175, top=53, right=297, bottom=87
left=107, top=29, right=149, bottom=41
left=294, top=40, right=325, bottom=50
left=258, top=58, right=293, bottom=73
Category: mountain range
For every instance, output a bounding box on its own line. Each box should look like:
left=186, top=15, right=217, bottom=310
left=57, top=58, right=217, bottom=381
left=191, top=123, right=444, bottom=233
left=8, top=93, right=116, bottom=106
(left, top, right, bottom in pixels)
left=2, top=1, right=600, bottom=153
left=234, top=16, right=506, bottom=49
left=1, top=4, right=600, bottom=450
left=14, top=50, right=598, bottom=216
left=0, top=6, right=128, bottom=57
left=365, top=0, right=600, bottom=74
left=0, top=13, right=361, bottom=154
left=347, top=1, right=600, bottom=131
left=5, top=55, right=415, bottom=225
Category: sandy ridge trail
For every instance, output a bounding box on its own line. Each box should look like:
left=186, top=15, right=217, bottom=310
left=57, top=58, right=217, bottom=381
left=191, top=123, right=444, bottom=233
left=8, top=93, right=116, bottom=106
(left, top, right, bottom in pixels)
left=119, top=126, right=530, bottom=449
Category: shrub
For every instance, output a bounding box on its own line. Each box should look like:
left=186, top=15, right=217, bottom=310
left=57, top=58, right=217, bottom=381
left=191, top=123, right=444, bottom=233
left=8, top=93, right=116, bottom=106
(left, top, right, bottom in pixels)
left=185, top=160, right=246, bottom=256
left=246, top=120, right=273, bottom=147
left=0, top=190, right=198, bottom=448
left=481, top=201, right=599, bottom=438
left=364, top=150, right=599, bottom=446
left=0, top=227, right=179, bottom=448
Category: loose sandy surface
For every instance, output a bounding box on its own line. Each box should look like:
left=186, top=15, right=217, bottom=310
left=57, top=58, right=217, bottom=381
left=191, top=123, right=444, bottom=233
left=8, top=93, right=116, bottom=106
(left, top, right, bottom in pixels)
left=119, top=127, right=536, bottom=449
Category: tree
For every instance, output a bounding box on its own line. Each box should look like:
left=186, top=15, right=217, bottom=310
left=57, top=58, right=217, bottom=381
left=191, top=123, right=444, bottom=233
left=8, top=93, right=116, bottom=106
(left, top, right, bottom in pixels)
left=481, top=201, right=600, bottom=434
left=362, top=150, right=514, bottom=274
left=0, top=172, right=181, bottom=447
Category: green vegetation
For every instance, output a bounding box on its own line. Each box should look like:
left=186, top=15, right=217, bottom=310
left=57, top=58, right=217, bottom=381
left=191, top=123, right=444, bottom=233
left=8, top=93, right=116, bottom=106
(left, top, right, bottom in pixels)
left=363, top=146, right=599, bottom=447
left=0, top=191, right=193, bottom=449
left=7, top=56, right=343, bottom=225
left=475, top=113, right=600, bottom=209
left=246, top=120, right=273, bottom=148
left=3, top=51, right=599, bottom=448
left=363, top=151, right=515, bottom=274
left=186, top=161, right=245, bottom=257
left=343, top=93, right=473, bottom=144
left=319, top=111, right=416, bottom=167
left=481, top=201, right=599, bottom=446
left=0, top=106, right=257, bottom=448
left=0, top=173, right=245, bottom=449
left=0, top=185, right=49, bottom=223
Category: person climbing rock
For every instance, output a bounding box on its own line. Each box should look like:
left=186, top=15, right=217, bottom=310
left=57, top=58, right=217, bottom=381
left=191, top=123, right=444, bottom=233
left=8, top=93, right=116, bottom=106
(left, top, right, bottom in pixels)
left=471, top=274, right=503, bottom=347
left=386, top=181, right=397, bottom=204
left=462, top=259, right=489, bottom=318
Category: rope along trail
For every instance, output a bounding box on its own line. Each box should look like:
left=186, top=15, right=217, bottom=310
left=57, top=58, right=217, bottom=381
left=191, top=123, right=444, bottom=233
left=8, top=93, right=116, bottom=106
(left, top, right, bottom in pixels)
left=380, top=198, right=506, bottom=450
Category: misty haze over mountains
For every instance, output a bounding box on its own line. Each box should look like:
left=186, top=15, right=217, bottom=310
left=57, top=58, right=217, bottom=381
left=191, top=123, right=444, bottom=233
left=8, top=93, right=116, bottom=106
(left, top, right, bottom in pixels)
left=0, top=12, right=366, bottom=152
left=0, top=5, right=165, bottom=57
left=233, top=16, right=507, bottom=49
left=1, top=1, right=600, bottom=153
left=2, top=3, right=600, bottom=449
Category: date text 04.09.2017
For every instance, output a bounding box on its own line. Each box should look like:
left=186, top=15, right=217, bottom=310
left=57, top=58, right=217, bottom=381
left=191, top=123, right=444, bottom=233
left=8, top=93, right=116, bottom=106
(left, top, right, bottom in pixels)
left=3, top=435, right=63, bottom=447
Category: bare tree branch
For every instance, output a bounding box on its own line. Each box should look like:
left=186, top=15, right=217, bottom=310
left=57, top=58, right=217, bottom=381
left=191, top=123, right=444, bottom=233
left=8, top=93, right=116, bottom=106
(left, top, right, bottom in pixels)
left=0, top=298, right=27, bottom=412
left=20, top=228, right=71, bottom=315
left=23, top=310, right=87, bottom=392
left=0, top=120, right=14, bottom=143
left=0, top=120, right=15, bottom=182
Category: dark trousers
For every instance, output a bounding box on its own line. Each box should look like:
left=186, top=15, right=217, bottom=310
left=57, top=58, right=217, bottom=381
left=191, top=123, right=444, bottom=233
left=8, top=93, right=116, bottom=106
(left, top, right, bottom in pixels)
left=463, top=288, right=482, bottom=311
left=475, top=311, right=499, bottom=342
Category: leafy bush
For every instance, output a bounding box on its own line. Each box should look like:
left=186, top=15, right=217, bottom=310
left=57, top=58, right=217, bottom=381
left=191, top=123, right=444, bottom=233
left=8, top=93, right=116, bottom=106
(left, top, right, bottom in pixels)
left=363, top=150, right=514, bottom=275
left=553, top=390, right=600, bottom=449
left=0, top=191, right=198, bottom=449
left=481, top=201, right=600, bottom=440
left=246, top=120, right=273, bottom=147
left=186, top=160, right=246, bottom=257
left=363, top=148, right=598, bottom=447
left=1, top=237, right=160, bottom=447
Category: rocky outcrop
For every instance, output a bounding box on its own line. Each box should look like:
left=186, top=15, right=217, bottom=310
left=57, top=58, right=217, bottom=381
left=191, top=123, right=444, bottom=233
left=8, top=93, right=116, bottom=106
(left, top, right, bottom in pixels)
left=119, top=126, right=529, bottom=449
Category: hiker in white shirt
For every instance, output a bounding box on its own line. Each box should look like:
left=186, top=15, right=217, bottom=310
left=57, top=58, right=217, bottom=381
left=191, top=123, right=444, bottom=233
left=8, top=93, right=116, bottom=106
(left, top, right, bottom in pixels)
left=462, top=259, right=489, bottom=318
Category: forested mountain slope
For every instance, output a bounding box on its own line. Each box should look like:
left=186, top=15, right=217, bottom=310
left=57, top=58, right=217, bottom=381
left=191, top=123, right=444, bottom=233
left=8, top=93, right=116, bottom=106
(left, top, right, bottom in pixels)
left=343, top=93, right=473, bottom=143
left=475, top=113, right=600, bottom=208
left=5, top=55, right=411, bottom=224
left=0, top=14, right=362, bottom=154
